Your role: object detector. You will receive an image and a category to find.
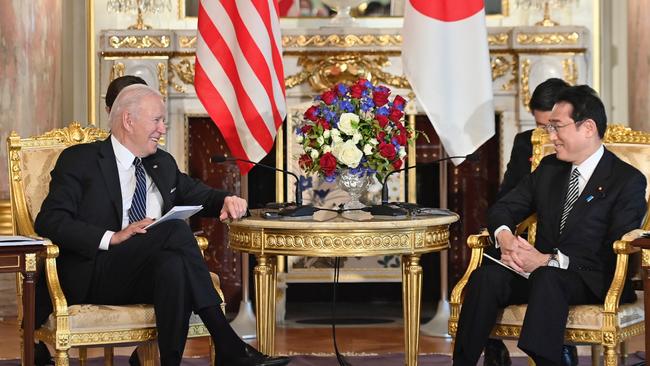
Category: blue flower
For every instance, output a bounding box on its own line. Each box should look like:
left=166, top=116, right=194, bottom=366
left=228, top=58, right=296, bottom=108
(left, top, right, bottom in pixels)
left=340, top=100, right=355, bottom=112
left=336, top=83, right=349, bottom=96
left=361, top=99, right=375, bottom=112
left=376, top=106, right=389, bottom=116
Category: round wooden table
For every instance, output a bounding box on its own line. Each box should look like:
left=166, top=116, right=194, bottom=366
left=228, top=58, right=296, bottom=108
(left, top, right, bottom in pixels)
left=227, top=209, right=459, bottom=366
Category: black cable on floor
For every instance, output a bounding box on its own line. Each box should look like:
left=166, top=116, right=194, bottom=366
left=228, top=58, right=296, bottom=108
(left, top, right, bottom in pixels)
left=331, top=257, right=351, bottom=366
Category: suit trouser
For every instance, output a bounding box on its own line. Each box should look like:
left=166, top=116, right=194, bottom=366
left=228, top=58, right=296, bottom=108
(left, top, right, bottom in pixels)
left=86, top=219, right=221, bottom=365
left=452, top=264, right=598, bottom=366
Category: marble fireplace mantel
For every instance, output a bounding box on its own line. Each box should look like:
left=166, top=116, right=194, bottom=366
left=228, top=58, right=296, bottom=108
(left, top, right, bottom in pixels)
left=98, top=24, right=589, bottom=176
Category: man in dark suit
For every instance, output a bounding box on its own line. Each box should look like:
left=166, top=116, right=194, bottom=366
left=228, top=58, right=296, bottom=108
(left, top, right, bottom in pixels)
left=452, top=85, right=646, bottom=366
left=34, top=85, right=290, bottom=366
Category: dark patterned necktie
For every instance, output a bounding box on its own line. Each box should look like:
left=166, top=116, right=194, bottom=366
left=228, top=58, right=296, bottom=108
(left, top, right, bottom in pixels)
left=128, top=157, right=147, bottom=223
left=559, top=168, right=581, bottom=234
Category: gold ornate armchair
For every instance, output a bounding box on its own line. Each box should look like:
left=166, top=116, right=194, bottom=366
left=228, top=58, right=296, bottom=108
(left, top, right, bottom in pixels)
left=7, top=122, right=225, bottom=366
left=449, top=125, right=649, bottom=366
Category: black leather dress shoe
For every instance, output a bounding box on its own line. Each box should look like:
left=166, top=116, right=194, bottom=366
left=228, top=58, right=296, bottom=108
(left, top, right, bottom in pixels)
left=219, top=344, right=291, bottom=366
left=561, top=345, right=578, bottom=366
left=483, top=339, right=511, bottom=366
left=129, top=348, right=141, bottom=366
left=34, top=341, right=54, bottom=366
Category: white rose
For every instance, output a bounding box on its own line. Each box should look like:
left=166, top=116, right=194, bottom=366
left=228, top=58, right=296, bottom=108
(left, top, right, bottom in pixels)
left=316, top=136, right=325, bottom=146
left=351, top=132, right=362, bottom=144
left=369, top=138, right=379, bottom=146
left=323, top=145, right=332, bottom=154
left=331, top=129, right=343, bottom=143
left=338, top=113, right=359, bottom=135
left=310, top=149, right=320, bottom=159
left=323, top=130, right=331, bottom=139
left=363, top=144, right=373, bottom=156
left=398, top=146, right=406, bottom=159
left=332, top=139, right=363, bottom=168
left=296, top=135, right=304, bottom=143
left=304, top=146, right=312, bottom=153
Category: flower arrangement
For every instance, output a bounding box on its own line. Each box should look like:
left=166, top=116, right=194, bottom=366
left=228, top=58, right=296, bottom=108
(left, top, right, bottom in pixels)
left=296, top=78, right=415, bottom=183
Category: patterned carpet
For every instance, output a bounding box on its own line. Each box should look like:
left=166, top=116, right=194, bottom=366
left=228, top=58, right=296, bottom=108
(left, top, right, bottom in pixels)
left=0, top=352, right=645, bottom=366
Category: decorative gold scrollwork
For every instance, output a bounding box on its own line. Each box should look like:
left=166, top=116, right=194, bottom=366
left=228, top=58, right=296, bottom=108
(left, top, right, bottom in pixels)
left=284, top=54, right=410, bottom=92
left=520, top=59, right=531, bottom=111
left=179, top=36, right=197, bottom=49
left=110, top=63, right=125, bottom=82
left=491, top=55, right=517, bottom=90
left=562, top=58, right=578, bottom=85
left=25, top=253, right=37, bottom=272
left=282, top=34, right=402, bottom=48
left=169, top=58, right=196, bottom=93
left=109, top=35, right=171, bottom=49
left=16, top=122, right=109, bottom=147
left=643, top=248, right=650, bottom=267
left=157, top=63, right=168, bottom=98
left=488, top=33, right=509, bottom=46
left=516, top=32, right=580, bottom=46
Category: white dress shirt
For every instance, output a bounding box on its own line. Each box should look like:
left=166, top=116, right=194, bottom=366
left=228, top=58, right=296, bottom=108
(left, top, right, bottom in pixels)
left=494, top=145, right=605, bottom=269
left=99, top=136, right=164, bottom=250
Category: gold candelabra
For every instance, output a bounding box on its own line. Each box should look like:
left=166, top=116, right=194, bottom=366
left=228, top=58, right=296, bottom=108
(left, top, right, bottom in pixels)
left=107, top=0, right=172, bottom=30
left=516, top=0, right=578, bottom=27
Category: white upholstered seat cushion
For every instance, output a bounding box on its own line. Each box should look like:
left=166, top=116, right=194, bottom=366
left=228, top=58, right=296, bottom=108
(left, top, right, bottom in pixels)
left=42, top=304, right=205, bottom=332
left=495, top=292, right=644, bottom=330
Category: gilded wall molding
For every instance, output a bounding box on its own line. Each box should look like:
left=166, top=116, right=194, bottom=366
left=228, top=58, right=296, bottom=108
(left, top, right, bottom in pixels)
left=282, top=34, right=402, bottom=49
left=562, top=58, right=578, bottom=85
left=490, top=54, right=517, bottom=91
left=110, top=63, right=125, bottom=82
left=516, top=32, right=580, bottom=46
left=179, top=35, right=197, bottom=49
left=169, top=58, right=195, bottom=93
left=284, top=54, right=410, bottom=92
left=157, top=63, right=168, bottom=98
left=520, top=59, right=531, bottom=112
left=488, top=33, right=509, bottom=47
left=108, top=35, right=171, bottom=49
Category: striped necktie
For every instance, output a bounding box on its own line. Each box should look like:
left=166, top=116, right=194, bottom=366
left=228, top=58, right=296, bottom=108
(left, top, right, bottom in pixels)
left=128, top=157, right=147, bottom=224
left=559, top=168, right=581, bottom=234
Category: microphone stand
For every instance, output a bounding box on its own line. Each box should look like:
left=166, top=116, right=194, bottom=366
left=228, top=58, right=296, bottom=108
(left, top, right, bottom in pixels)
left=420, top=151, right=451, bottom=338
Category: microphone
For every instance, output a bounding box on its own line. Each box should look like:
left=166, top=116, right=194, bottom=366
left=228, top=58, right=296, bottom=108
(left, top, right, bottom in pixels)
left=364, top=152, right=480, bottom=216
left=211, top=155, right=317, bottom=217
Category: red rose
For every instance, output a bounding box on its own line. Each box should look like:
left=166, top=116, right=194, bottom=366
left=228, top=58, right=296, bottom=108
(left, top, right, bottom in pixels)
left=394, top=132, right=407, bottom=146
left=377, top=131, right=386, bottom=142
left=378, top=142, right=396, bottom=160
left=316, top=117, right=331, bottom=130
left=301, top=125, right=313, bottom=134
left=392, top=158, right=403, bottom=170
left=392, top=95, right=406, bottom=110
left=350, top=84, right=364, bottom=99
left=304, top=105, right=319, bottom=121
left=321, top=90, right=337, bottom=105
left=298, top=154, right=313, bottom=170
left=388, top=108, right=403, bottom=122
left=319, top=152, right=337, bottom=176
left=373, top=87, right=390, bottom=107
left=376, top=114, right=389, bottom=128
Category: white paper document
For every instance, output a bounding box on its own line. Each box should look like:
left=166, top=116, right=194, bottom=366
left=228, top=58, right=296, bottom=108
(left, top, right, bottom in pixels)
left=483, top=253, right=530, bottom=279
left=146, top=205, right=203, bottom=229
left=0, top=235, right=46, bottom=246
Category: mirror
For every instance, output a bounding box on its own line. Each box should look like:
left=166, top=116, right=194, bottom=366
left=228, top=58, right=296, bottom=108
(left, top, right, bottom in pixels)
left=179, top=0, right=509, bottom=19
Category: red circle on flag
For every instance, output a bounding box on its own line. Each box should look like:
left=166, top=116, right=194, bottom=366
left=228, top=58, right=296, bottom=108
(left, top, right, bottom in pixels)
left=410, top=0, right=484, bottom=22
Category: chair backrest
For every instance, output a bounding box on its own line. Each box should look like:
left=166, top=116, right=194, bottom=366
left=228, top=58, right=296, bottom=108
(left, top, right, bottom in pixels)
left=7, top=122, right=109, bottom=236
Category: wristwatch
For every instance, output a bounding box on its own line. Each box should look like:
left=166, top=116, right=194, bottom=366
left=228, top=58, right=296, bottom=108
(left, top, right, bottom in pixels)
left=547, top=248, right=560, bottom=268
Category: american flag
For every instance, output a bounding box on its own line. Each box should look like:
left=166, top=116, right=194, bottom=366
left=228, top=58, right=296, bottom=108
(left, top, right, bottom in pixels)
left=195, top=0, right=286, bottom=174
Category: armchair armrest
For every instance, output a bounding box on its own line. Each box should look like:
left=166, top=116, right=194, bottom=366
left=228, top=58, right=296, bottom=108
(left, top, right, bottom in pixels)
left=602, top=231, right=642, bottom=314
left=450, top=230, right=491, bottom=307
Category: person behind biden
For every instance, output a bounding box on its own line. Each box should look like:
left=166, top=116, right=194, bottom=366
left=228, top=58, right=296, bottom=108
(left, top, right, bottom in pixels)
left=34, top=84, right=291, bottom=366
left=452, top=85, right=645, bottom=366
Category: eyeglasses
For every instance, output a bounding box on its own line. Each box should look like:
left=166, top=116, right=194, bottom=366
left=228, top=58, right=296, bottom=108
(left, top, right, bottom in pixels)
left=543, top=120, right=585, bottom=134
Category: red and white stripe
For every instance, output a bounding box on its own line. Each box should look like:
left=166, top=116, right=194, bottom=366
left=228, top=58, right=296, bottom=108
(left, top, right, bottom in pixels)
left=195, top=0, right=286, bottom=174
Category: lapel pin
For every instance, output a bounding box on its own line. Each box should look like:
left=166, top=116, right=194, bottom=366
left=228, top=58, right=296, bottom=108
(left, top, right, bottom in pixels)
left=586, top=195, right=594, bottom=202
left=153, top=164, right=158, bottom=169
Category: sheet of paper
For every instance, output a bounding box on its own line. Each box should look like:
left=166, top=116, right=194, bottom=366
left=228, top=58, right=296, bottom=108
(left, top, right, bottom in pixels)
left=0, top=235, right=46, bottom=246
left=145, top=205, right=203, bottom=229
left=483, top=253, right=530, bottom=279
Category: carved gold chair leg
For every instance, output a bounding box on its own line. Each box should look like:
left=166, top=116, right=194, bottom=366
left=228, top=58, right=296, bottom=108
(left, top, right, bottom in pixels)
left=603, top=344, right=618, bottom=366
left=141, top=341, right=157, bottom=366
left=103, top=346, right=114, bottom=366
left=54, top=349, right=70, bottom=366
left=209, top=338, right=216, bottom=366
left=527, top=357, right=536, bottom=366
left=79, top=347, right=87, bottom=366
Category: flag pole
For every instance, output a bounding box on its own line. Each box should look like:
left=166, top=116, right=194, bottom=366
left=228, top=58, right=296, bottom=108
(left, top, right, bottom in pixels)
left=230, top=173, right=256, bottom=339
left=420, top=147, right=451, bottom=338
